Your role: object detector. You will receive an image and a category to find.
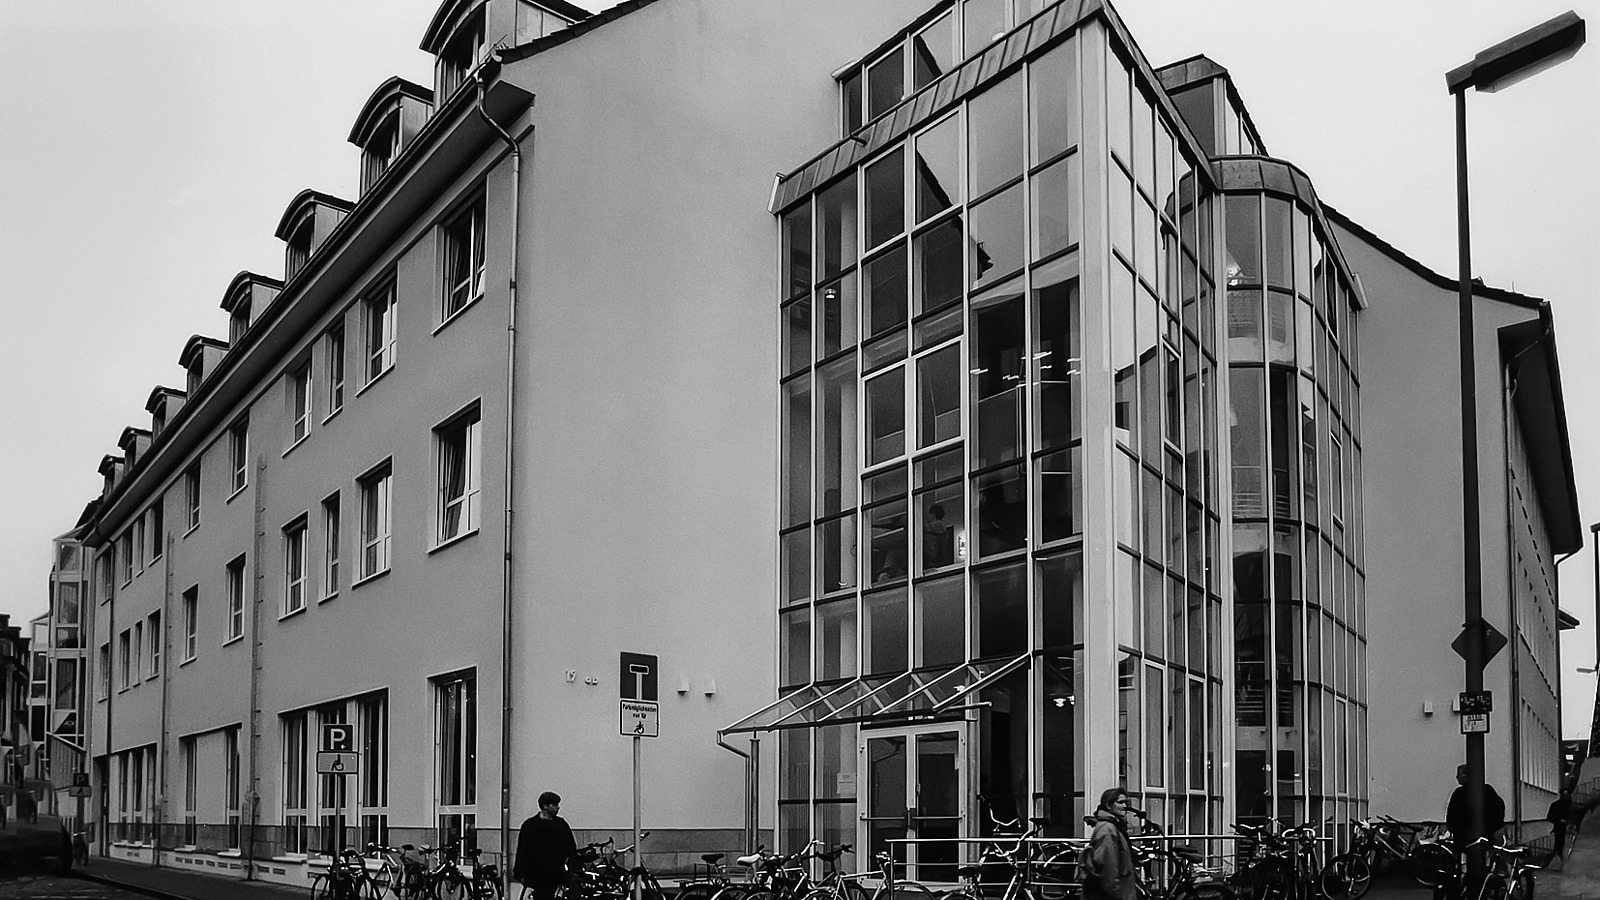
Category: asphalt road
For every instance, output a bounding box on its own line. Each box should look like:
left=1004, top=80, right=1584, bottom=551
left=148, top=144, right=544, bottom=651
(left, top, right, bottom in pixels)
left=0, top=873, right=149, bottom=899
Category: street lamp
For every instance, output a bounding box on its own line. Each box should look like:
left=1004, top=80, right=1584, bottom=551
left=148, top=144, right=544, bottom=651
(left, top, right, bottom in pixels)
left=1446, top=10, right=1585, bottom=888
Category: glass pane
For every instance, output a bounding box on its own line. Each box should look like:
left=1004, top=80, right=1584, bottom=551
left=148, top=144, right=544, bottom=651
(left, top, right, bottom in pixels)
left=962, top=0, right=1005, bottom=56
left=969, top=183, right=1024, bottom=290
left=1039, top=447, right=1080, bottom=543
left=866, top=465, right=909, bottom=504
left=1265, top=197, right=1292, bottom=290
left=819, top=514, right=858, bottom=595
left=915, top=116, right=961, bottom=222
left=819, top=276, right=857, bottom=359
left=866, top=148, right=906, bottom=248
left=968, top=75, right=1023, bottom=199
left=1228, top=289, right=1263, bottom=364
left=781, top=607, right=811, bottom=687
left=865, top=245, right=909, bottom=339
left=781, top=528, right=811, bottom=605
left=974, top=464, right=1026, bottom=557
left=913, top=14, right=954, bottom=90
left=783, top=208, right=811, bottom=299
left=866, top=498, right=908, bottom=585
left=867, top=47, right=905, bottom=122
left=915, top=575, right=965, bottom=667
left=917, top=733, right=960, bottom=817
left=1035, top=264, right=1078, bottom=451
left=1145, top=666, right=1164, bottom=785
left=783, top=298, right=810, bottom=376
left=780, top=729, right=810, bottom=800
left=817, top=726, right=858, bottom=800
left=820, top=176, right=858, bottom=280
left=915, top=217, right=963, bottom=318
left=1031, top=156, right=1080, bottom=260
left=917, top=344, right=961, bottom=448
left=817, top=356, right=858, bottom=516
left=864, top=588, right=909, bottom=675
left=1030, top=38, right=1078, bottom=163
left=866, top=367, right=906, bottom=466
left=972, top=557, right=1024, bottom=656
left=867, top=736, right=907, bottom=817
left=971, top=282, right=1025, bottom=467
left=1106, top=54, right=1130, bottom=162
left=915, top=299, right=962, bottom=351
left=782, top=379, right=811, bottom=528
left=816, top=599, right=858, bottom=681
left=917, top=481, right=966, bottom=574
left=1225, top=195, right=1260, bottom=286
left=843, top=70, right=863, bottom=134
left=1039, top=550, right=1082, bottom=650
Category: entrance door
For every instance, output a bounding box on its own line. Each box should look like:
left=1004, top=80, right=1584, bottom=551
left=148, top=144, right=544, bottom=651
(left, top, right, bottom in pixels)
left=860, top=724, right=966, bottom=883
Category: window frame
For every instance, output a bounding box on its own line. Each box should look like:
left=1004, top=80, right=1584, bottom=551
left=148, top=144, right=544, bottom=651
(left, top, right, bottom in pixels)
left=434, top=406, right=483, bottom=546
left=440, top=192, right=487, bottom=323
left=289, top=361, right=313, bottom=446
left=283, top=516, right=308, bottom=617
left=358, top=461, right=394, bottom=582
left=322, top=493, right=341, bottom=600
left=225, top=556, right=246, bottom=643
left=326, top=326, right=346, bottom=418
left=181, top=587, right=198, bottom=663
left=228, top=419, right=249, bottom=496
left=184, top=465, right=201, bottom=532
left=364, top=281, right=398, bottom=385
left=147, top=611, right=161, bottom=678
left=434, top=673, right=477, bottom=842
left=117, top=630, right=131, bottom=691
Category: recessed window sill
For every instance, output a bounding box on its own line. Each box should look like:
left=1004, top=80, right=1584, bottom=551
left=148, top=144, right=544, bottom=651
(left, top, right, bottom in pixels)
left=227, top=484, right=248, bottom=504
left=283, top=434, right=310, bottom=458
left=146, top=672, right=159, bottom=681
left=318, top=591, right=338, bottom=605
left=184, top=523, right=201, bottom=539
left=433, top=294, right=484, bottom=335
left=352, top=568, right=390, bottom=589
left=323, top=405, right=343, bottom=426
left=223, top=634, right=244, bottom=647
left=356, top=365, right=394, bottom=398
left=276, top=853, right=311, bottom=864
left=428, top=528, right=479, bottom=555
left=278, top=606, right=307, bottom=622
left=218, top=849, right=243, bottom=859
left=175, top=845, right=199, bottom=853
left=180, top=656, right=195, bottom=668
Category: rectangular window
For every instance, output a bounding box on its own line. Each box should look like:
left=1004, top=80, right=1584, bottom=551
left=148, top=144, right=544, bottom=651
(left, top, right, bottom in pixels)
left=185, top=466, right=201, bottom=530
left=442, top=194, right=486, bottom=319
left=360, top=695, right=390, bottom=846
left=282, top=713, right=308, bottom=854
left=226, top=556, right=246, bottom=642
left=182, top=737, right=198, bottom=846
left=322, top=494, right=341, bottom=598
left=228, top=419, right=249, bottom=493
left=365, top=282, right=397, bottom=382
left=149, top=503, right=164, bottom=560
left=225, top=727, right=242, bottom=848
left=317, top=705, right=348, bottom=854
left=132, top=518, right=144, bottom=572
left=327, top=327, right=346, bottom=415
left=436, top=675, right=477, bottom=846
left=436, top=409, right=482, bottom=543
left=147, top=611, right=161, bottom=676
left=118, top=630, right=130, bottom=690
left=55, top=657, right=78, bottom=709
left=360, top=463, right=393, bottom=579
left=119, top=533, right=133, bottom=584
left=290, top=362, right=312, bottom=443
left=132, top=622, right=143, bottom=684
left=98, top=643, right=110, bottom=698
left=283, top=518, right=307, bottom=615
left=98, top=550, right=114, bottom=601
left=182, top=587, right=197, bottom=662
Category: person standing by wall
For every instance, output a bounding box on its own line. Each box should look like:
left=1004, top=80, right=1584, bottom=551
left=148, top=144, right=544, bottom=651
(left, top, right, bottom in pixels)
left=514, top=791, right=579, bottom=900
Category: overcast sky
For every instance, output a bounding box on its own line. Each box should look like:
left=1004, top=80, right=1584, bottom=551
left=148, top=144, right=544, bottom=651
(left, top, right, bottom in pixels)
left=1, top=1, right=1596, bottom=735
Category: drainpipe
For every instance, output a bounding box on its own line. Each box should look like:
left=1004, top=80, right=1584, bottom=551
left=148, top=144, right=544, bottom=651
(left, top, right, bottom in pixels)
left=715, top=732, right=755, bottom=851
left=476, top=59, right=522, bottom=899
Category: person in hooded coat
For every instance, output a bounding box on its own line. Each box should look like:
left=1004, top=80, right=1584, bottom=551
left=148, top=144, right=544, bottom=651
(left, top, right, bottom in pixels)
left=1083, top=787, right=1138, bottom=900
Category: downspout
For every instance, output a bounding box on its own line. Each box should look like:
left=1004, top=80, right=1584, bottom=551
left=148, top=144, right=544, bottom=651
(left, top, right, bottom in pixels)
left=1501, top=364, right=1521, bottom=833
left=476, top=59, right=521, bottom=898
left=155, top=529, right=174, bottom=869
left=715, top=732, right=754, bottom=851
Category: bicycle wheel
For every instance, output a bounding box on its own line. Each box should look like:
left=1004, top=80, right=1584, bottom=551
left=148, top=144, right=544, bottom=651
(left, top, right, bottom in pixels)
left=312, top=874, right=332, bottom=900
left=435, top=874, right=471, bottom=900
left=709, top=887, right=758, bottom=900
left=679, top=886, right=724, bottom=900
left=475, top=876, right=504, bottom=900
left=1410, top=845, right=1456, bottom=889
left=1317, top=854, right=1368, bottom=900
left=1506, top=873, right=1534, bottom=900
left=1175, top=885, right=1237, bottom=900
left=877, top=881, right=936, bottom=900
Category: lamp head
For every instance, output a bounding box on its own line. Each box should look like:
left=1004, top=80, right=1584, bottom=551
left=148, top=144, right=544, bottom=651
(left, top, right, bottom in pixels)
left=1447, top=11, right=1585, bottom=93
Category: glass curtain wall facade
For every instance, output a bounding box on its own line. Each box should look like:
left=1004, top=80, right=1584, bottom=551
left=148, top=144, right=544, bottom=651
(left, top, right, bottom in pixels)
left=773, top=7, right=1238, bottom=858
left=1220, top=173, right=1367, bottom=835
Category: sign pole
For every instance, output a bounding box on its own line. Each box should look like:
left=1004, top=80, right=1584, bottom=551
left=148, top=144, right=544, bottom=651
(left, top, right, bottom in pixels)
left=633, top=734, right=642, bottom=900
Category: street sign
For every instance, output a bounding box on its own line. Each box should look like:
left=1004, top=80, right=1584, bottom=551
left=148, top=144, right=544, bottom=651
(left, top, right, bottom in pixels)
left=1459, top=691, right=1492, bottom=715
left=316, top=751, right=360, bottom=774
left=71, top=773, right=89, bottom=788
left=322, top=723, right=354, bottom=754
left=1451, top=621, right=1507, bottom=665
left=1461, top=713, right=1491, bottom=734
left=620, top=700, right=659, bottom=737
left=68, top=784, right=92, bottom=798
left=619, top=653, right=658, bottom=701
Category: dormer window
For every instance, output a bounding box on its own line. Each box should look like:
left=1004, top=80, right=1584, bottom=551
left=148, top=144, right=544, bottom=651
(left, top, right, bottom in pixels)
left=285, top=211, right=315, bottom=280
left=152, top=409, right=166, bottom=437
left=228, top=297, right=251, bottom=344
left=435, top=7, right=485, bottom=101
left=361, top=111, right=402, bottom=193
left=186, top=362, right=202, bottom=397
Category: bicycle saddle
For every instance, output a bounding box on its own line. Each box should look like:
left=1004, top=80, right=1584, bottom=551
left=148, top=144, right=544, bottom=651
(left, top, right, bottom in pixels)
left=702, top=853, right=725, bottom=865
left=1173, top=846, right=1204, bottom=862
left=736, top=852, right=766, bottom=867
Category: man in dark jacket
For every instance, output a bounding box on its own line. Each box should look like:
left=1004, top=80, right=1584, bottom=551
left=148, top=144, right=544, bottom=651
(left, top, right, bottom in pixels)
left=1445, top=764, right=1506, bottom=843
left=514, top=791, right=579, bottom=900
left=1083, top=787, right=1137, bottom=900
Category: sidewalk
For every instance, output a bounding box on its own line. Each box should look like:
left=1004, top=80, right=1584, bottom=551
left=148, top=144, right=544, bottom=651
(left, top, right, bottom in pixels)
left=77, top=857, right=306, bottom=900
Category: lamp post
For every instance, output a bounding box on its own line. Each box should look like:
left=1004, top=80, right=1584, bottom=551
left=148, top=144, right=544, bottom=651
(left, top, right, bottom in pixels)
left=1445, top=11, right=1585, bottom=889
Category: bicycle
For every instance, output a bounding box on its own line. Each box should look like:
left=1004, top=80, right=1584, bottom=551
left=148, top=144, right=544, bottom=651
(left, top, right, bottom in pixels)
left=432, top=841, right=504, bottom=900
left=566, top=836, right=666, bottom=900
left=937, top=812, right=1076, bottom=900
left=312, top=847, right=375, bottom=900
left=675, top=852, right=739, bottom=900
left=1134, top=843, right=1234, bottom=900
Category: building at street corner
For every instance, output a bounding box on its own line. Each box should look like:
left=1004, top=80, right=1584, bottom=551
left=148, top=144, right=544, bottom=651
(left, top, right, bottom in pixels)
left=28, top=518, right=94, bottom=826
left=66, top=0, right=1582, bottom=891
left=1328, top=212, right=1582, bottom=845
